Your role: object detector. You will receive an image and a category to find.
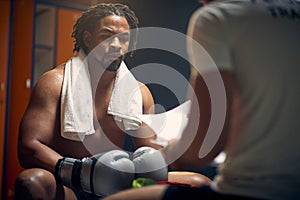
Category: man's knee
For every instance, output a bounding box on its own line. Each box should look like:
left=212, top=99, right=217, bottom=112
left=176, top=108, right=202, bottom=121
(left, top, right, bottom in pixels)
left=168, top=171, right=212, bottom=187
left=14, top=168, right=56, bottom=199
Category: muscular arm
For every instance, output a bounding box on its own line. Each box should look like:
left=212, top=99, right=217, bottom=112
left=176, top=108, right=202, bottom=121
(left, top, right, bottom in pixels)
left=165, top=70, right=235, bottom=169
left=18, top=67, right=64, bottom=173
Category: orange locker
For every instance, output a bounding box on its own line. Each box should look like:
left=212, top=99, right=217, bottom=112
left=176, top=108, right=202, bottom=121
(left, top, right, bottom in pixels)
left=3, top=2, right=84, bottom=199
left=56, top=8, right=82, bottom=65
left=5, top=0, right=34, bottom=199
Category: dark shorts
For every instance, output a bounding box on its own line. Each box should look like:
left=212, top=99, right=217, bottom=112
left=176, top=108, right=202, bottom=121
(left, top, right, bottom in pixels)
left=73, top=189, right=103, bottom=200
left=162, top=185, right=264, bottom=200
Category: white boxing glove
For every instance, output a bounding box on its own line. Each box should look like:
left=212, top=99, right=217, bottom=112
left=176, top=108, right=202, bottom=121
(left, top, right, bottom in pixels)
left=55, top=149, right=135, bottom=197
left=132, top=146, right=168, bottom=181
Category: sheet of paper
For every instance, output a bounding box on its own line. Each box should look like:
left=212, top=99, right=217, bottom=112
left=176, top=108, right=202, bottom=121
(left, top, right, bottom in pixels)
left=138, top=100, right=191, bottom=146
left=138, top=100, right=227, bottom=163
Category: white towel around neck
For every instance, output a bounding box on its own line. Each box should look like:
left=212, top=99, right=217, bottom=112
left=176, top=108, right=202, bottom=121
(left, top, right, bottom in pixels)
left=60, top=50, right=143, bottom=141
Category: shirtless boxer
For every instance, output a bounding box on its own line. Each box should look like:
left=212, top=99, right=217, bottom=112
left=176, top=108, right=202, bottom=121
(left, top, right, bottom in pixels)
left=13, top=3, right=162, bottom=200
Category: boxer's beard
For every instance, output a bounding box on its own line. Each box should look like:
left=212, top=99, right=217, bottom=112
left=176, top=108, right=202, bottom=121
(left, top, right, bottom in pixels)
left=106, top=56, right=123, bottom=72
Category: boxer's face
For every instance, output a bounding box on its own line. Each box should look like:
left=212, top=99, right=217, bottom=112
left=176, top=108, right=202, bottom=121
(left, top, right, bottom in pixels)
left=84, top=15, right=130, bottom=69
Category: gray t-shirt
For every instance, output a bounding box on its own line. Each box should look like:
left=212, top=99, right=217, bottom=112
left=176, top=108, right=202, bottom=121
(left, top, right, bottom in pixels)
left=187, top=0, right=300, bottom=199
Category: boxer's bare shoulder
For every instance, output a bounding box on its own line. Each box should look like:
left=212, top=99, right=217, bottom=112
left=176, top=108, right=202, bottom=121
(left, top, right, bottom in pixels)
left=31, top=63, right=66, bottom=101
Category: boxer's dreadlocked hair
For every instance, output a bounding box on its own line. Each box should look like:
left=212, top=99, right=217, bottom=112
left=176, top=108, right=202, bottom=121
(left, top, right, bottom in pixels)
left=72, top=3, right=139, bottom=56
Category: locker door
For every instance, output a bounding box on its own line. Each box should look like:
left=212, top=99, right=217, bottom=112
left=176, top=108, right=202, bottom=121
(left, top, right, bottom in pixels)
left=5, top=1, right=34, bottom=199
left=56, top=7, right=82, bottom=65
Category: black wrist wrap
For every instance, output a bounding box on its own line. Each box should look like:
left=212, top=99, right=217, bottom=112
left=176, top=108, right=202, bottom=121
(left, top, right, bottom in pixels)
left=71, top=159, right=83, bottom=190
left=54, top=158, right=65, bottom=183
